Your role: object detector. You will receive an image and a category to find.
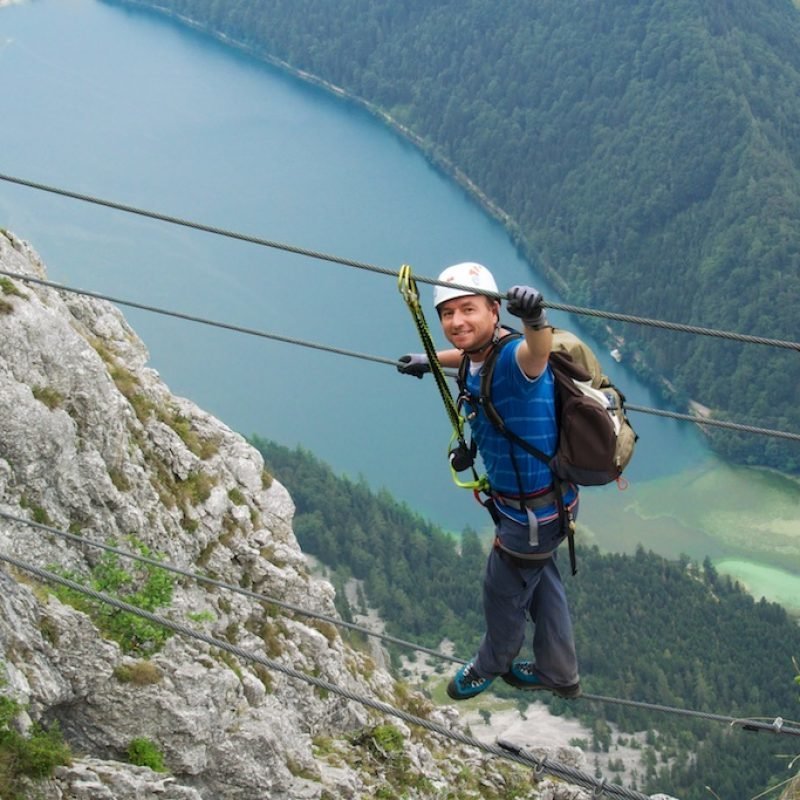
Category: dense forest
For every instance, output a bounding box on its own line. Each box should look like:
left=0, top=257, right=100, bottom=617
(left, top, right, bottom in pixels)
left=255, top=436, right=800, bottom=800
left=112, top=0, right=800, bottom=474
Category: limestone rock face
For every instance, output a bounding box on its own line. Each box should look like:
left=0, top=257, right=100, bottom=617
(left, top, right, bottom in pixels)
left=0, top=231, right=642, bottom=800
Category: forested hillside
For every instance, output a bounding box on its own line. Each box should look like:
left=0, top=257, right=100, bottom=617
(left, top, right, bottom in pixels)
left=256, top=437, right=800, bottom=800
left=114, top=0, right=800, bottom=472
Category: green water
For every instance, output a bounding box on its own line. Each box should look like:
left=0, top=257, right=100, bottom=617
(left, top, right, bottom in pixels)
left=715, top=560, right=800, bottom=614
left=580, top=460, right=800, bottom=612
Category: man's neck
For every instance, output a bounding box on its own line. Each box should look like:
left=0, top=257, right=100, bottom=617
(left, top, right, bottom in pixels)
left=466, top=326, right=510, bottom=363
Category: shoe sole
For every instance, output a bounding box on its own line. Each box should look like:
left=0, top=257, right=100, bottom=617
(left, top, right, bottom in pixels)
left=447, top=682, right=491, bottom=700
left=501, top=673, right=581, bottom=699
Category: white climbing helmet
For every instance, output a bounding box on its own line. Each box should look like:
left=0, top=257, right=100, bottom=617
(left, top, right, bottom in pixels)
left=433, top=262, right=499, bottom=310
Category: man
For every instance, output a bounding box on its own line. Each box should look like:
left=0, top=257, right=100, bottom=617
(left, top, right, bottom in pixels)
left=397, top=262, right=581, bottom=701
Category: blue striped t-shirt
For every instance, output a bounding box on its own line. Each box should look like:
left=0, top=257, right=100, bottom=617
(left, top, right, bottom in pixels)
left=464, top=336, right=578, bottom=524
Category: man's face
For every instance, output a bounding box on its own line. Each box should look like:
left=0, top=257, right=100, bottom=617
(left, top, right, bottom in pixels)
left=438, top=295, right=498, bottom=351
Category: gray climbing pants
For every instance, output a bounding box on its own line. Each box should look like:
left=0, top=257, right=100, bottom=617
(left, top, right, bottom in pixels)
left=473, top=515, right=579, bottom=687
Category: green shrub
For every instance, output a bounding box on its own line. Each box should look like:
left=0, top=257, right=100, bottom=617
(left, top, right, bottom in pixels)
left=19, top=496, right=50, bottom=526
left=126, top=737, right=166, bottom=772
left=187, top=610, right=215, bottom=624
left=176, top=472, right=215, bottom=506
left=227, top=487, right=246, bottom=506
left=180, top=514, right=199, bottom=533
left=0, top=277, right=27, bottom=298
left=369, top=724, right=404, bottom=755
left=113, top=660, right=162, bottom=686
left=52, top=537, right=175, bottom=655
left=0, top=694, right=71, bottom=799
left=38, top=616, right=60, bottom=647
left=108, top=467, right=131, bottom=492
left=128, top=393, right=155, bottom=423
left=158, top=407, right=219, bottom=459
left=109, top=364, right=139, bottom=401
left=31, top=386, right=63, bottom=410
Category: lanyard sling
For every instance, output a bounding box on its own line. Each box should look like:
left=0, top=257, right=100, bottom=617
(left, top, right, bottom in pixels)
left=397, top=265, right=490, bottom=500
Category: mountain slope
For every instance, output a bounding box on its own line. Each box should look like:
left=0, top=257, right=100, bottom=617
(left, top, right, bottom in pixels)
left=256, top=437, right=800, bottom=800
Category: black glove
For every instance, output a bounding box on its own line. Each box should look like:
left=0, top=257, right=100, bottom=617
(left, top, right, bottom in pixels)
left=397, top=353, right=430, bottom=379
left=506, top=285, right=549, bottom=330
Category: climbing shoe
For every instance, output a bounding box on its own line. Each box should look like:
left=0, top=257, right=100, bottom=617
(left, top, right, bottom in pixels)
left=501, top=661, right=581, bottom=699
left=447, top=661, right=494, bottom=700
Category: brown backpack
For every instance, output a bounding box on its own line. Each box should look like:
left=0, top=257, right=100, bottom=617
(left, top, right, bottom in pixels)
left=458, top=328, right=637, bottom=486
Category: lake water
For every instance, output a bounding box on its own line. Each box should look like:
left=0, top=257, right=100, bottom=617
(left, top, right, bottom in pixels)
left=2, top=0, right=799, bottom=609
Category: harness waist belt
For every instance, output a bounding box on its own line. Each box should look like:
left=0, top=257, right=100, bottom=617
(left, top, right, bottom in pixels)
left=495, top=541, right=554, bottom=568
left=492, top=485, right=568, bottom=511
left=497, top=544, right=554, bottom=561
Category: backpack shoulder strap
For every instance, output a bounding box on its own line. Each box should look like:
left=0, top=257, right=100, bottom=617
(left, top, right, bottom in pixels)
left=456, top=351, right=470, bottom=396
left=479, top=331, right=521, bottom=428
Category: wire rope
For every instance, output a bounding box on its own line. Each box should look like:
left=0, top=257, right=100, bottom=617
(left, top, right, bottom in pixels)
left=1, top=268, right=798, bottom=444
left=578, top=692, right=799, bottom=737
left=1, top=172, right=798, bottom=351
left=1, top=183, right=799, bottom=747
left=3, top=511, right=799, bottom=739
left=622, top=403, right=800, bottom=442
left=1, top=99, right=798, bottom=800
left=0, top=173, right=395, bottom=277
left=0, top=268, right=395, bottom=368
left=0, top=510, right=451, bottom=663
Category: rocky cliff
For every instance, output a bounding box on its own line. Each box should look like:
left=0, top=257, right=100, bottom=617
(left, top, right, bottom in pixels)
left=0, top=230, right=652, bottom=799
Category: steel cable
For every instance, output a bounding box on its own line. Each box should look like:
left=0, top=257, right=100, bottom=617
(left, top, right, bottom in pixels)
left=1, top=172, right=798, bottom=351
left=0, top=510, right=453, bottom=664
left=0, top=268, right=396, bottom=368
left=0, top=173, right=396, bottom=277
left=3, top=511, right=799, bottom=739
left=623, top=403, right=800, bottom=442
left=1, top=268, right=798, bottom=443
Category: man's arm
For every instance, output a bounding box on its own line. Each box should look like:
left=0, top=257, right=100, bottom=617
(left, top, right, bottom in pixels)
left=506, top=285, right=552, bottom=378
left=516, top=325, right=553, bottom=378
left=435, top=348, right=463, bottom=369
